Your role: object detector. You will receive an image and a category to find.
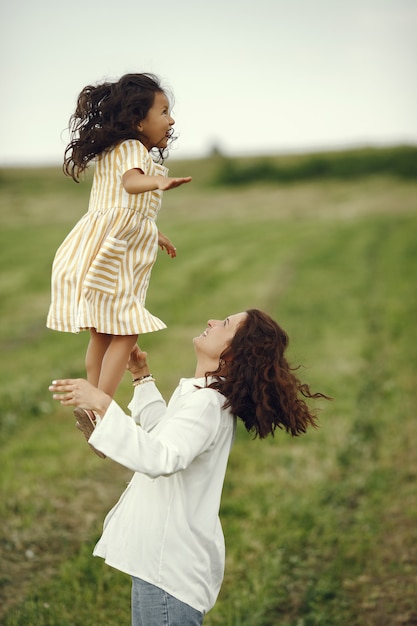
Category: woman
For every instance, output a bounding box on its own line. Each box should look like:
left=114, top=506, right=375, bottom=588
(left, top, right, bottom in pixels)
left=49, top=309, right=329, bottom=625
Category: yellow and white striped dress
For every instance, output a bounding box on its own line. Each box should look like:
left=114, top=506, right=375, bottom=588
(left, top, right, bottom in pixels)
left=47, top=139, right=168, bottom=335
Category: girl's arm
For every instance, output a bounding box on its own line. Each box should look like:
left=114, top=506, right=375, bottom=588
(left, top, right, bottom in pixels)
left=122, top=168, right=191, bottom=194
left=158, top=230, right=176, bottom=258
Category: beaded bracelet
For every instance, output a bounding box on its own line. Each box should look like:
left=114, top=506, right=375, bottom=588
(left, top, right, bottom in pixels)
left=133, top=374, right=156, bottom=387
left=133, top=374, right=153, bottom=382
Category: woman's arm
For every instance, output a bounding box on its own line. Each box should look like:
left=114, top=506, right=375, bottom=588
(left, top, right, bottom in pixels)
left=126, top=347, right=167, bottom=431
left=90, top=390, right=221, bottom=476
left=49, top=378, right=112, bottom=417
left=49, top=379, right=221, bottom=476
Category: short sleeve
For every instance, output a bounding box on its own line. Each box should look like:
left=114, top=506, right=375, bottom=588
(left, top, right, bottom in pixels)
left=117, top=139, right=151, bottom=177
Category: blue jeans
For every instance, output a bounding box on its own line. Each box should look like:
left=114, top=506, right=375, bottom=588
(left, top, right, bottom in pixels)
left=131, top=577, right=204, bottom=626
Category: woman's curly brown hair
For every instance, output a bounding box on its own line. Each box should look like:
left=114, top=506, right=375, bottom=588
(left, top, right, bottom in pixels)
left=63, top=73, right=175, bottom=182
left=207, top=309, right=330, bottom=438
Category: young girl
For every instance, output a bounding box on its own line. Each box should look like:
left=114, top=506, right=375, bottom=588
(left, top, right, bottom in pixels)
left=47, top=73, right=191, bottom=444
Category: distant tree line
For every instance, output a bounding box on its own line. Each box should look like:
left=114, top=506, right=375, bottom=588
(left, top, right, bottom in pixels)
left=213, top=145, right=417, bottom=185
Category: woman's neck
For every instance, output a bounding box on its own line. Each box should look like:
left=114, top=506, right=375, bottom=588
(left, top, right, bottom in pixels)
left=194, top=365, right=206, bottom=378
left=194, top=358, right=217, bottom=378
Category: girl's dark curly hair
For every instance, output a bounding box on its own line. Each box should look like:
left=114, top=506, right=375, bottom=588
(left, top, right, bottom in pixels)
left=63, top=73, right=175, bottom=182
left=207, top=309, right=330, bottom=438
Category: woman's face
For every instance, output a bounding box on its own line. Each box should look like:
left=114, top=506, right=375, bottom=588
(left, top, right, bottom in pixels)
left=193, top=312, right=247, bottom=361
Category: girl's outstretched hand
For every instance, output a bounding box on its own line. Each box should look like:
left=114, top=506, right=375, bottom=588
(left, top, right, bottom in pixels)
left=49, top=379, right=112, bottom=416
left=158, top=176, right=192, bottom=191
left=122, top=170, right=191, bottom=194
left=158, top=230, right=176, bottom=258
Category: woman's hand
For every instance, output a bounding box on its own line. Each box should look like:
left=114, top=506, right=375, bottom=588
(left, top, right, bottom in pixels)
left=158, top=230, right=176, bottom=258
left=127, top=345, right=150, bottom=379
left=49, top=379, right=112, bottom=417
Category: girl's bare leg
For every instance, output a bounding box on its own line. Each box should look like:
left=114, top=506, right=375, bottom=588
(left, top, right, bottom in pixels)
left=77, top=332, right=138, bottom=456
left=85, top=329, right=113, bottom=387
left=77, top=329, right=114, bottom=457
left=98, top=334, right=139, bottom=397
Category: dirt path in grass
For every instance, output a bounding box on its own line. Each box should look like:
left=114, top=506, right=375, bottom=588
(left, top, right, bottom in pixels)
left=343, top=440, right=417, bottom=625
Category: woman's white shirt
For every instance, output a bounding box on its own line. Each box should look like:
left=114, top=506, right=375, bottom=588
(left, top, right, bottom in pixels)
left=89, top=378, right=236, bottom=614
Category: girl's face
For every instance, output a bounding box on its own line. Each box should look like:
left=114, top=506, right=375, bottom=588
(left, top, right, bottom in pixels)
left=137, top=91, right=175, bottom=151
left=193, top=313, right=247, bottom=363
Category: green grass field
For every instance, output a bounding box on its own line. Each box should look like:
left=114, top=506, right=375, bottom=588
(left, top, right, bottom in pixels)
left=1, top=154, right=416, bottom=625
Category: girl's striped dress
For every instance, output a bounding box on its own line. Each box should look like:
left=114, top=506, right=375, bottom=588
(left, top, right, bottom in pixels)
left=47, top=139, right=168, bottom=335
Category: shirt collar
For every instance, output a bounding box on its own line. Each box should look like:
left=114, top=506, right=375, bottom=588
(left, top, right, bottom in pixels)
left=178, top=377, right=212, bottom=395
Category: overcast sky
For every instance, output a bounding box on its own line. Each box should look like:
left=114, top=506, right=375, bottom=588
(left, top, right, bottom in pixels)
left=1, top=0, right=416, bottom=166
